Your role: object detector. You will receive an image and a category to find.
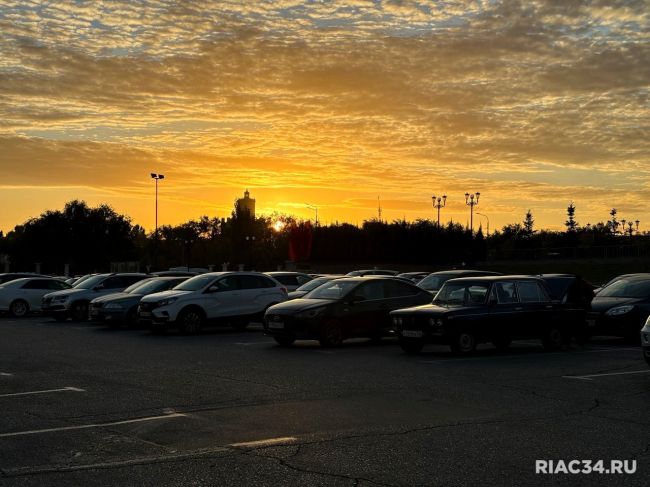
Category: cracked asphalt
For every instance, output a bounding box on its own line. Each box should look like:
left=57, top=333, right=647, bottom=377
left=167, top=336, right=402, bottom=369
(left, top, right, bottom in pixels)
left=0, top=316, right=648, bottom=486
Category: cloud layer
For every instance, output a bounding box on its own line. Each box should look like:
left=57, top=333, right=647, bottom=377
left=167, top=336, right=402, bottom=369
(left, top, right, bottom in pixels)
left=0, top=0, right=648, bottom=231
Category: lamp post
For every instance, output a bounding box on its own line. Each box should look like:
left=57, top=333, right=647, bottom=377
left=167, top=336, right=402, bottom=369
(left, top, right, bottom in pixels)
left=150, top=173, right=165, bottom=237
left=305, top=204, right=318, bottom=226
left=465, top=192, right=480, bottom=233
left=431, top=194, right=447, bottom=227
left=475, top=212, right=489, bottom=236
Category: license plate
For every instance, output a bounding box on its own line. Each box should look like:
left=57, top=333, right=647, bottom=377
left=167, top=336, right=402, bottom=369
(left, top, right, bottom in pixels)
left=140, top=311, right=151, bottom=317
left=401, top=330, right=423, bottom=338
left=268, top=321, right=284, bottom=330
left=587, top=319, right=596, bottom=327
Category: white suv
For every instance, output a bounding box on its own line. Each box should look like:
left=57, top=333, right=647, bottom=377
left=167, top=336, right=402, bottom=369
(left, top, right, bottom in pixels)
left=138, top=272, right=288, bottom=334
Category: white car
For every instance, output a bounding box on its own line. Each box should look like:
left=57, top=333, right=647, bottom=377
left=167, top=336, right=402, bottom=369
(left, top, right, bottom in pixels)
left=138, top=272, right=288, bottom=334
left=0, top=278, right=71, bottom=317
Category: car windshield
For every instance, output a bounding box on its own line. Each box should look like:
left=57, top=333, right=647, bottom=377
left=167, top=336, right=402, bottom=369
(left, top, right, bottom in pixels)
left=173, top=274, right=215, bottom=292
left=305, top=280, right=359, bottom=300
left=597, top=279, right=650, bottom=298
left=296, top=277, right=333, bottom=293
left=434, top=283, right=490, bottom=306
left=418, top=274, right=453, bottom=291
left=123, top=278, right=155, bottom=294
left=125, top=279, right=174, bottom=295
left=74, top=275, right=108, bottom=289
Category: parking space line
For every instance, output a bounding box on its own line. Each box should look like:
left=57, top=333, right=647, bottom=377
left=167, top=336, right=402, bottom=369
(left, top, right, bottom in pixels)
left=0, top=386, right=85, bottom=398
left=562, top=370, right=650, bottom=381
left=0, top=412, right=186, bottom=438
left=230, top=436, right=298, bottom=448
left=0, top=372, right=13, bottom=377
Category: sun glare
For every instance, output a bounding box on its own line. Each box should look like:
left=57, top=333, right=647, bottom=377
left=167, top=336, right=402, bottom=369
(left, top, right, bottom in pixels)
left=273, top=221, right=285, bottom=232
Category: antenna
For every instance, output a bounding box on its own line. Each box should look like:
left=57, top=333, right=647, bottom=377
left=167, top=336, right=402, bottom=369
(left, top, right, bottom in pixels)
left=378, top=196, right=382, bottom=221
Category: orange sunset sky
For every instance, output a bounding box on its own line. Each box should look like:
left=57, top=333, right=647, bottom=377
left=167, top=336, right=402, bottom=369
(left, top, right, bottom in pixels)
left=0, top=1, right=648, bottom=234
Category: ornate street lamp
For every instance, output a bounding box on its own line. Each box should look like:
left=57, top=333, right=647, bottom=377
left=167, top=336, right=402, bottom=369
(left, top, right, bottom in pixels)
left=431, top=194, right=447, bottom=227
left=465, top=192, right=480, bottom=233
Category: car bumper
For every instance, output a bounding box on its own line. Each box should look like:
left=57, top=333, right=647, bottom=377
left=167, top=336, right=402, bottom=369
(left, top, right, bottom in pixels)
left=586, top=311, right=643, bottom=337
left=263, top=314, right=316, bottom=339
left=42, top=304, right=70, bottom=316
left=89, top=308, right=128, bottom=322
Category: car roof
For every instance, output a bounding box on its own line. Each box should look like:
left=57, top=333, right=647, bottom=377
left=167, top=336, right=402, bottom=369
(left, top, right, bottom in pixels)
left=267, top=271, right=311, bottom=276
left=446, top=275, right=546, bottom=283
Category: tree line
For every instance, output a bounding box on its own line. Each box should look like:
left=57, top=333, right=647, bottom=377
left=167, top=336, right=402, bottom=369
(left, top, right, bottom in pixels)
left=0, top=200, right=647, bottom=275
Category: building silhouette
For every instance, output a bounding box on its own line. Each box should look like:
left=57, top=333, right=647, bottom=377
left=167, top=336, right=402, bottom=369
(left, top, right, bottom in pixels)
left=235, top=189, right=255, bottom=219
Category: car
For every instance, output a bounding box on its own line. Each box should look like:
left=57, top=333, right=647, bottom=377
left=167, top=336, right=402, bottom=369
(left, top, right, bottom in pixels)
left=287, top=275, right=345, bottom=300
left=67, top=274, right=100, bottom=287
left=396, top=272, right=430, bottom=283
left=151, top=270, right=199, bottom=277
left=346, top=269, right=398, bottom=277
left=266, top=272, right=314, bottom=291
left=89, top=276, right=189, bottom=327
left=263, top=276, right=433, bottom=347
left=42, top=273, right=150, bottom=321
left=0, top=278, right=71, bottom=317
left=586, top=274, right=650, bottom=342
left=391, top=276, right=571, bottom=355
left=594, top=273, right=650, bottom=295
left=0, top=273, right=50, bottom=285
left=417, top=269, right=502, bottom=294
left=642, top=317, right=650, bottom=368
left=138, top=272, right=288, bottom=334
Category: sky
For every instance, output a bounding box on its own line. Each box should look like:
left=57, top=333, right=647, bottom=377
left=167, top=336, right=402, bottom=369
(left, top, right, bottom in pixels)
left=0, top=0, right=648, bottom=234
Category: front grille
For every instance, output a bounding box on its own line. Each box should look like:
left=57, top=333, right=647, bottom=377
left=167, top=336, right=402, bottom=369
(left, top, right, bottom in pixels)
left=139, top=302, right=156, bottom=312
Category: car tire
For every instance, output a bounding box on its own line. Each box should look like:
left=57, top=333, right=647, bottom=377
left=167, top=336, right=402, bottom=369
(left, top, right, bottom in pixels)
left=542, top=326, right=565, bottom=351
left=492, top=337, right=512, bottom=351
left=71, top=302, right=89, bottom=322
left=319, top=319, right=343, bottom=347
left=178, top=308, right=204, bottom=335
left=450, top=330, right=477, bottom=355
left=9, top=299, right=29, bottom=318
left=399, top=337, right=424, bottom=354
left=274, top=336, right=295, bottom=347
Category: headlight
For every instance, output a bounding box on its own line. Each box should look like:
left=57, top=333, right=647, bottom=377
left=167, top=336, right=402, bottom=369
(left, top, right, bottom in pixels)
left=393, top=316, right=402, bottom=325
left=606, top=305, right=634, bottom=316
left=156, top=297, right=178, bottom=307
left=429, top=318, right=443, bottom=327
left=296, top=307, right=325, bottom=319
left=104, top=303, right=124, bottom=310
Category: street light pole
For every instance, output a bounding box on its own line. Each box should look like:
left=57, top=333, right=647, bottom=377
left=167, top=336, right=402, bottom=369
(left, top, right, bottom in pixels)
left=150, top=173, right=165, bottom=237
left=431, top=194, right=447, bottom=227
left=465, top=192, right=480, bottom=233
left=475, top=212, right=489, bottom=236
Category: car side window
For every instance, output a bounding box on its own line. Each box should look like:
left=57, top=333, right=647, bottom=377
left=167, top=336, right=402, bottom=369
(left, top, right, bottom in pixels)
left=22, top=280, right=50, bottom=290
left=216, top=276, right=239, bottom=292
left=494, top=282, right=518, bottom=303
left=51, top=281, right=69, bottom=290
left=239, top=275, right=269, bottom=289
left=354, top=281, right=385, bottom=301
left=384, top=281, right=418, bottom=298
left=518, top=282, right=544, bottom=302
left=101, top=277, right=124, bottom=289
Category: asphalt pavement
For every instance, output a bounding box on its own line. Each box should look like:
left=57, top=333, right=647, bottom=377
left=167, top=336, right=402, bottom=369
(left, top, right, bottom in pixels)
left=0, top=316, right=648, bottom=486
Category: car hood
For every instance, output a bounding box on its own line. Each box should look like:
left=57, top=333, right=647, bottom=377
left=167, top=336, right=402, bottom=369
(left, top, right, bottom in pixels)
left=590, top=296, right=643, bottom=312
left=267, top=298, right=336, bottom=313
left=43, top=288, right=91, bottom=299
left=92, top=292, right=133, bottom=304
left=140, top=290, right=191, bottom=303
left=390, top=303, right=452, bottom=316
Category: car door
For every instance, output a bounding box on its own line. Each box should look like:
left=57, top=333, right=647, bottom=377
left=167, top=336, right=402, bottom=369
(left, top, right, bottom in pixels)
left=20, top=280, right=53, bottom=309
left=488, top=281, right=525, bottom=341
left=238, top=275, right=271, bottom=315
left=202, top=275, right=242, bottom=319
left=516, top=281, right=554, bottom=338
left=343, top=280, right=386, bottom=337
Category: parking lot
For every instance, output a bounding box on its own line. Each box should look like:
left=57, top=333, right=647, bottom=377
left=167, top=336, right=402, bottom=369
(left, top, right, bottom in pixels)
left=1, top=316, right=649, bottom=486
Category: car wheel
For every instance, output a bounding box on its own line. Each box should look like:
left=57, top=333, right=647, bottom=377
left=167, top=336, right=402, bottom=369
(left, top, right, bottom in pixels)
left=274, top=336, right=295, bottom=347
left=542, top=326, right=565, bottom=350
left=9, top=299, right=29, bottom=318
left=71, top=302, right=89, bottom=321
left=400, top=337, right=424, bottom=354
left=492, top=337, right=512, bottom=351
left=450, top=330, right=477, bottom=355
left=178, top=308, right=204, bottom=335
left=319, top=319, right=343, bottom=347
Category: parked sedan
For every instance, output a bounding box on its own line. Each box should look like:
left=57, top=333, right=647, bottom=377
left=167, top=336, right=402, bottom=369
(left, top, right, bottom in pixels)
left=0, top=273, right=50, bottom=285
left=287, top=275, right=344, bottom=299
left=417, top=269, right=501, bottom=295
left=392, top=276, right=569, bottom=355
left=264, top=277, right=432, bottom=347
left=89, top=277, right=188, bottom=327
left=0, top=278, right=71, bottom=317
left=586, top=274, right=650, bottom=341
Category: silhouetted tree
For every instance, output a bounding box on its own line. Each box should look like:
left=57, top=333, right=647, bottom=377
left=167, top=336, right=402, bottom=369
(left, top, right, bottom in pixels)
left=565, top=203, right=578, bottom=232
left=607, top=208, right=619, bottom=235
left=523, top=210, right=535, bottom=237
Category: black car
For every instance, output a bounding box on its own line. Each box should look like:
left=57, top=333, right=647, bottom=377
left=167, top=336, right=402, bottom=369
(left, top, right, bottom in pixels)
left=586, top=274, right=650, bottom=341
left=287, top=275, right=344, bottom=300
left=89, top=277, right=188, bottom=327
left=417, top=269, right=501, bottom=295
left=264, top=277, right=432, bottom=347
left=537, top=274, right=595, bottom=341
left=392, top=276, right=570, bottom=355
